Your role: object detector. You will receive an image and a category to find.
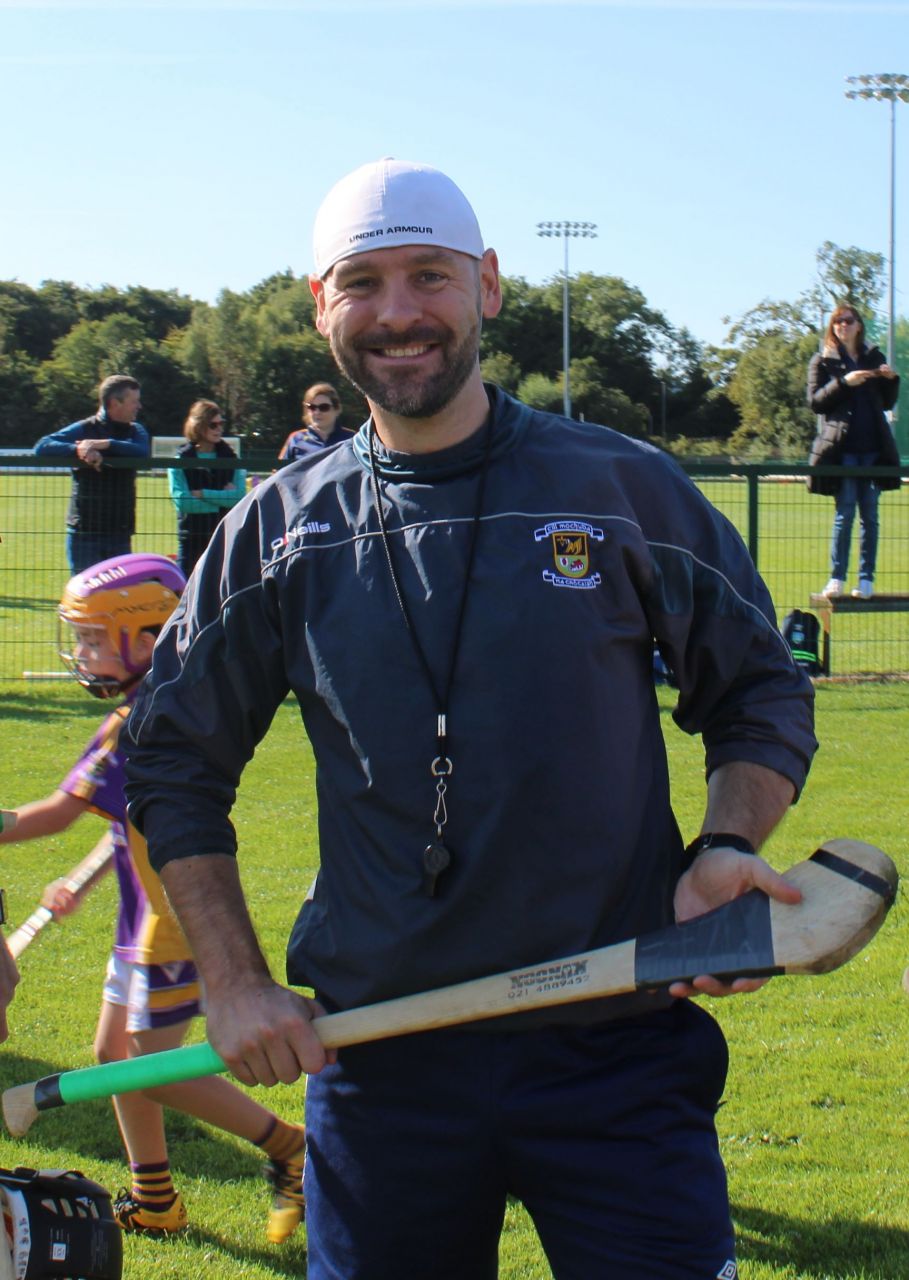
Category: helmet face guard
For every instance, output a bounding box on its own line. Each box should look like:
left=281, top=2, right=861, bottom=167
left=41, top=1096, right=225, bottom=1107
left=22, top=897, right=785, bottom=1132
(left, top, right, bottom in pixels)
left=58, top=553, right=186, bottom=699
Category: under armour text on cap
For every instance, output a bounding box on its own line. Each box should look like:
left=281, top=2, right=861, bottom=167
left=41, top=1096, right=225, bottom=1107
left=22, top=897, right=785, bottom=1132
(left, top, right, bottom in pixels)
left=312, top=158, right=485, bottom=278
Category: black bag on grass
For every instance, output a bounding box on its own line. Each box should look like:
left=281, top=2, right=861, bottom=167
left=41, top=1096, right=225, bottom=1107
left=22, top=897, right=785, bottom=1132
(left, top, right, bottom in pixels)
left=782, top=609, right=822, bottom=675
left=0, top=1167, right=122, bottom=1279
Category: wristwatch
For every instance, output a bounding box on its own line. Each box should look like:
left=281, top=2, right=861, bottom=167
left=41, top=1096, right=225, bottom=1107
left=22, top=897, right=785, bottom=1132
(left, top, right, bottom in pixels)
left=682, top=832, right=755, bottom=871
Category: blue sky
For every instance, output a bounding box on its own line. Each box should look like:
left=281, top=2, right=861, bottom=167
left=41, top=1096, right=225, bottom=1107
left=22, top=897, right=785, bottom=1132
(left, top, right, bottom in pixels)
left=1, top=0, right=907, bottom=348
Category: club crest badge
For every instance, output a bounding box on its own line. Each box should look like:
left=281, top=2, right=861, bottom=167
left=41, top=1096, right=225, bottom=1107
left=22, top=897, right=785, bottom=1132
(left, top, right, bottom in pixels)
left=534, top=520, right=604, bottom=589
left=553, top=532, right=590, bottom=577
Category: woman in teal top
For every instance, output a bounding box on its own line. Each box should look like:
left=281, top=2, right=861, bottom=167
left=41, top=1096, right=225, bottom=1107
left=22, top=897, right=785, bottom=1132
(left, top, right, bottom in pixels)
left=168, top=401, right=246, bottom=577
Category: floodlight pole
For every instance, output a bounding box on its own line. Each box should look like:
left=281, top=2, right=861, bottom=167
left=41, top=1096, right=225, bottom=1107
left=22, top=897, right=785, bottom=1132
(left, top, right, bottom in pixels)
left=536, top=221, right=598, bottom=418
left=845, top=73, right=909, bottom=425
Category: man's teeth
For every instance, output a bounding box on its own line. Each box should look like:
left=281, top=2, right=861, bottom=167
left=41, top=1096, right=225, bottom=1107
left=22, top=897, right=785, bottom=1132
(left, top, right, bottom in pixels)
left=380, top=345, right=431, bottom=358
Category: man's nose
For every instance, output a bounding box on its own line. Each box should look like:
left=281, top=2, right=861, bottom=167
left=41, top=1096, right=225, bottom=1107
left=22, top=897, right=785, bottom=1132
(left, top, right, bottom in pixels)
left=374, top=279, right=423, bottom=329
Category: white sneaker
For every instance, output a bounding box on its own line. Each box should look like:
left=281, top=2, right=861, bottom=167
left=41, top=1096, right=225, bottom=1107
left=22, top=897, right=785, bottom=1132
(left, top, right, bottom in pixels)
left=851, top=578, right=873, bottom=600
left=822, top=579, right=844, bottom=597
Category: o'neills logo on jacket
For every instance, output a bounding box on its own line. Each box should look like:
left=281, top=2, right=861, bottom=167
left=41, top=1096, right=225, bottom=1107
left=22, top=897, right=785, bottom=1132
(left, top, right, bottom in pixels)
left=534, top=520, right=604, bottom=590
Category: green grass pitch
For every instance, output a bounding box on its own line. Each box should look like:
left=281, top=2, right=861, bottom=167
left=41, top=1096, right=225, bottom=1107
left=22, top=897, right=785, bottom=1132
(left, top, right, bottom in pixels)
left=0, top=681, right=907, bottom=1278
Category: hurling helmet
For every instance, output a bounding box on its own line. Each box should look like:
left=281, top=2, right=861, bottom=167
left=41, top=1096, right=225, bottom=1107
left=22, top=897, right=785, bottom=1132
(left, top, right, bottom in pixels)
left=58, top=553, right=186, bottom=698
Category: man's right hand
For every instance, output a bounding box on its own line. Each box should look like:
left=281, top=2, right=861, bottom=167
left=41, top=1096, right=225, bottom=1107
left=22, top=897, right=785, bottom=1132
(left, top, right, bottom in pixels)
left=0, top=938, right=19, bottom=1042
left=204, top=975, right=335, bottom=1088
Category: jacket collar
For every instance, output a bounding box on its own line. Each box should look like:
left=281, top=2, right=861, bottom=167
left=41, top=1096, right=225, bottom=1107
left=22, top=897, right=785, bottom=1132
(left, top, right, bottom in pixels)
left=351, top=384, right=529, bottom=482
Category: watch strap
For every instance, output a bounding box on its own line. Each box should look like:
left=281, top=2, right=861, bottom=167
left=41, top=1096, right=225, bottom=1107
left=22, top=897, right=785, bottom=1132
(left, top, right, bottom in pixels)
left=682, top=831, right=755, bottom=871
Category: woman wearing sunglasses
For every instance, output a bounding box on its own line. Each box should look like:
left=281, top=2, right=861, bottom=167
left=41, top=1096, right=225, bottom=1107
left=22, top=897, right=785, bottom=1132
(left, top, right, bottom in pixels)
left=169, top=400, right=247, bottom=577
left=278, top=383, right=352, bottom=464
left=807, top=305, right=900, bottom=599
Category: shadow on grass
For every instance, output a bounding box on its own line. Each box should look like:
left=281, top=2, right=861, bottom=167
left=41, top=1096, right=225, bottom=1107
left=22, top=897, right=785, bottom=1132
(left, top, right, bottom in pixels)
left=180, top=1223, right=308, bottom=1277
left=0, top=691, right=97, bottom=719
left=0, top=597, right=58, bottom=609
left=0, top=1050, right=300, bottom=1184
left=735, top=1201, right=909, bottom=1278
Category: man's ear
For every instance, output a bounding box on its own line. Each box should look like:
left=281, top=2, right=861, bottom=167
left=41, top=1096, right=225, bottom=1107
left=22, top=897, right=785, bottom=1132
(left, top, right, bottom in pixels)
left=479, top=249, right=502, bottom=321
left=310, top=274, right=330, bottom=338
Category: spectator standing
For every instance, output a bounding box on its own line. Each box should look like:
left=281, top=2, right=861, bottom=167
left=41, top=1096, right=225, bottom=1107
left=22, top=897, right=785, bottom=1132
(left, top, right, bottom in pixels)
left=34, top=375, right=150, bottom=575
left=277, top=382, right=352, bottom=463
left=169, top=401, right=246, bottom=578
left=807, top=305, right=900, bottom=599
left=124, top=159, right=816, bottom=1280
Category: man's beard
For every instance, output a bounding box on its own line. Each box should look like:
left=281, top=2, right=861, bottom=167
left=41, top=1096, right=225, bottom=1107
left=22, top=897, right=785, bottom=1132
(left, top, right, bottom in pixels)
left=329, top=317, right=481, bottom=421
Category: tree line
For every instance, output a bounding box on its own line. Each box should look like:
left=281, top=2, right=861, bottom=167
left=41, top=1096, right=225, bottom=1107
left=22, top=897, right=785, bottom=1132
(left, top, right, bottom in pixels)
left=0, top=242, right=903, bottom=457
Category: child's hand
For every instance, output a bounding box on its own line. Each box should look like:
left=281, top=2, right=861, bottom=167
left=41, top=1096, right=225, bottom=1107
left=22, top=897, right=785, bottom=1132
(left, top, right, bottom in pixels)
left=41, top=880, right=79, bottom=918
left=0, top=938, right=19, bottom=1042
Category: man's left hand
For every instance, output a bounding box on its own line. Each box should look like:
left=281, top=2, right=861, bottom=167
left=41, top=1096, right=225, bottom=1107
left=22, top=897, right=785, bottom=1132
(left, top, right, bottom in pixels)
left=669, top=847, right=802, bottom=998
left=75, top=439, right=107, bottom=469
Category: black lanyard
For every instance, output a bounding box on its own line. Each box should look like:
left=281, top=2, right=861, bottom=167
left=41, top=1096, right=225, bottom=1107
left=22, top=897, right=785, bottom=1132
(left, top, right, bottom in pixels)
left=368, top=417, right=494, bottom=896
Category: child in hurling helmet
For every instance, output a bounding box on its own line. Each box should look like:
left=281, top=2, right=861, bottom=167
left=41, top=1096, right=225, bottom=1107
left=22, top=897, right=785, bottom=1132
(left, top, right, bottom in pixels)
left=58, top=553, right=186, bottom=698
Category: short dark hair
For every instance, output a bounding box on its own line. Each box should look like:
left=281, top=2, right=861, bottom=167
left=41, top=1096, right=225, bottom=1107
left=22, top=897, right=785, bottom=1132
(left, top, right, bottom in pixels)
left=98, top=375, right=141, bottom=410
left=303, top=382, right=341, bottom=410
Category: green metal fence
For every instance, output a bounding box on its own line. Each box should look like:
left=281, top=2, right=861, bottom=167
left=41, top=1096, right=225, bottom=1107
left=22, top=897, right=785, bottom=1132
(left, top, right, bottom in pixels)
left=1, top=455, right=907, bottom=680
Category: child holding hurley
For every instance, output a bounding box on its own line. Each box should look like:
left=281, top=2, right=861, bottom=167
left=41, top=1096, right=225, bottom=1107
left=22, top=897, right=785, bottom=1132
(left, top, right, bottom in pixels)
left=0, top=554, right=305, bottom=1242
left=0, top=812, right=18, bottom=1044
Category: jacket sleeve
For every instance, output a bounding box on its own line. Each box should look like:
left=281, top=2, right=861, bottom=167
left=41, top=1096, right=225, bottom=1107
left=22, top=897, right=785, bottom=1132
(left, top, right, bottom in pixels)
left=168, top=467, right=218, bottom=514
left=201, top=470, right=247, bottom=508
left=807, top=354, right=848, bottom=415
left=123, top=487, right=292, bottom=871
left=880, top=373, right=900, bottom=413
left=33, top=423, right=82, bottom=456
left=105, top=424, right=150, bottom=457
left=638, top=455, right=817, bottom=799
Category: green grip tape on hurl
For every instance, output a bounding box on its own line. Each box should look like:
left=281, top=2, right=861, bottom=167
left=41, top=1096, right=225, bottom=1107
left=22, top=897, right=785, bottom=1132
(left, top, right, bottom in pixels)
left=55, top=1041, right=226, bottom=1106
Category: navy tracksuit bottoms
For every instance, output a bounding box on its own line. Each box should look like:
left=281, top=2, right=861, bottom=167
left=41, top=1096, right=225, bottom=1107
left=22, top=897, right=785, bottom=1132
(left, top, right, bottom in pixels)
left=303, top=999, right=737, bottom=1280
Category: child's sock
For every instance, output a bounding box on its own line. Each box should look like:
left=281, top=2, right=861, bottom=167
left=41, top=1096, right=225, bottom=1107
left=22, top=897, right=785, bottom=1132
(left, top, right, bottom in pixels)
left=254, top=1116, right=306, bottom=1161
left=130, top=1160, right=177, bottom=1209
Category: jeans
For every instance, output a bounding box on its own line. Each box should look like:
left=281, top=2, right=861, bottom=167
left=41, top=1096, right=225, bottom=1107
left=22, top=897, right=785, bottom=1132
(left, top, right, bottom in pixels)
left=66, top=530, right=132, bottom=576
left=830, top=452, right=880, bottom=582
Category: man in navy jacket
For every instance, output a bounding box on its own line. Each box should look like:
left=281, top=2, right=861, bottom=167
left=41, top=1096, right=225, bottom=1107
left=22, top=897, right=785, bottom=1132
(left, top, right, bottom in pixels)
left=123, top=160, right=816, bottom=1280
left=35, top=374, right=150, bottom=573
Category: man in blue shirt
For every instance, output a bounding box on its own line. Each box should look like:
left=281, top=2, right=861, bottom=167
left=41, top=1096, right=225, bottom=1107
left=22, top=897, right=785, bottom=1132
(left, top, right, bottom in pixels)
left=35, top=374, right=150, bottom=574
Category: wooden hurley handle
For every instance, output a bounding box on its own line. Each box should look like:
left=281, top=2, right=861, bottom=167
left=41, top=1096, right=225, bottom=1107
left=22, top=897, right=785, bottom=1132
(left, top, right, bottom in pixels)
left=3, top=839, right=895, bottom=1138
left=7, top=835, right=113, bottom=959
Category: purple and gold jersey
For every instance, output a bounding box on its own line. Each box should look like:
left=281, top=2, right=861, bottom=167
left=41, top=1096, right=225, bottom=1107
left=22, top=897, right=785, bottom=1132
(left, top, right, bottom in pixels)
left=61, top=704, right=190, bottom=966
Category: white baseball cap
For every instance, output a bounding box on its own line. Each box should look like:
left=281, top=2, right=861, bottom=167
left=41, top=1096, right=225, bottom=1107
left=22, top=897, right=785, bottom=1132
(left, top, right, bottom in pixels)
left=312, top=158, right=485, bottom=278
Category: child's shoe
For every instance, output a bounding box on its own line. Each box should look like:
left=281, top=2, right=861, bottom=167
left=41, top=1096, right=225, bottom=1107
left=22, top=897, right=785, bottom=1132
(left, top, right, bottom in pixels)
left=264, top=1151, right=306, bottom=1243
left=114, top=1189, right=188, bottom=1235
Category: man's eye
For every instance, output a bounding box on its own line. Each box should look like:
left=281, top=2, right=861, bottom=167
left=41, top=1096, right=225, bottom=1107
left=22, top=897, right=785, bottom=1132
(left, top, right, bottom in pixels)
left=418, top=271, right=446, bottom=285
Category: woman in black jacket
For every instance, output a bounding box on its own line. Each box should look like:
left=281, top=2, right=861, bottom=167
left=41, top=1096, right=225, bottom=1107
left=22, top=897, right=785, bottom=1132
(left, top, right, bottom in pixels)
left=807, top=304, right=900, bottom=599
left=168, top=401, right=247, bottom=577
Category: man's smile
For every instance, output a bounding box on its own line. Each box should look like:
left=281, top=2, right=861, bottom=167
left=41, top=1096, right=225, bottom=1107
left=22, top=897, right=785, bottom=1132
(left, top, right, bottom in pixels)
left=371, top=344, right=436, bottom=360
